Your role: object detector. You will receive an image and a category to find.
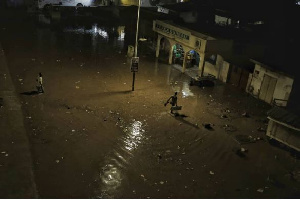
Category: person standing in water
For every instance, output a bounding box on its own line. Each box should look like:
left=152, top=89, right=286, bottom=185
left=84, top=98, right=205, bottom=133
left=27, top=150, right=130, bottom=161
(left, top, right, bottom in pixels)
left=36, top=72, right=44, bottom=93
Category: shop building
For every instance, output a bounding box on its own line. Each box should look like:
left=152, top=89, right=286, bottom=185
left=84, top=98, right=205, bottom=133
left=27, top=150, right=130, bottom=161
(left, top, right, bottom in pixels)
left=246, top=59, right=294, bottom=107
left=153, top=20, right=232, bottom=76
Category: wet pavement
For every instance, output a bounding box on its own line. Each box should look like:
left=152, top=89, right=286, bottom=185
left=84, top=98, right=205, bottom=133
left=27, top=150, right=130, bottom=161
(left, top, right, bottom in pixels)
left=0, top=8, right=300, bottom=198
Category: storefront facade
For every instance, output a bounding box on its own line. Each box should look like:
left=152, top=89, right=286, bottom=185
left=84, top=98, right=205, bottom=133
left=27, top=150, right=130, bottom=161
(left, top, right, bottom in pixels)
left=153, top=20, right=232, bottom=76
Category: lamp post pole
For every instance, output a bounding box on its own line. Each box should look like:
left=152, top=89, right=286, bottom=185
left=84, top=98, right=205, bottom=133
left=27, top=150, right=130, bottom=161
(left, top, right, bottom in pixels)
left=132, top=0, right=141, bottom=91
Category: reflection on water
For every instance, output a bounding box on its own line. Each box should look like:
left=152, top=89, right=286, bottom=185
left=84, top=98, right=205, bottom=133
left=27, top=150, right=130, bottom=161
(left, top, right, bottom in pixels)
left=63, top=24, right=124, bottom=41
left=123, top=120, right=145, bottom=151
left=60, top=23, right=125, bottom=54
left=182, top=82, right=194, bottom=97
left=98, top=119, right=146, bottom=198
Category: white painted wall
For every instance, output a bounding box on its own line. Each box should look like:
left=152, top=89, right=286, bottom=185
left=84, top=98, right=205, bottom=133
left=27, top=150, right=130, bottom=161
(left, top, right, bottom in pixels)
left=267, top=119, right=300, bottom=151
left=248, top=64, right=294, bottom=105
left=215, top=15, right=232, bottom=26
left=203, top=55, right=229, bottom=82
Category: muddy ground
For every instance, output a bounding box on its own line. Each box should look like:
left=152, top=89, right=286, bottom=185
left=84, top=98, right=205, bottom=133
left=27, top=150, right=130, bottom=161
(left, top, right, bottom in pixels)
left=0, top=8, right=299, bottom=198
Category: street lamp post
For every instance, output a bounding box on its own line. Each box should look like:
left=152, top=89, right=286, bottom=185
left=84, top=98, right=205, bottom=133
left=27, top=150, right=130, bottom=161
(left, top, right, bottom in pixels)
left=132, top=0, right=141, bottom=91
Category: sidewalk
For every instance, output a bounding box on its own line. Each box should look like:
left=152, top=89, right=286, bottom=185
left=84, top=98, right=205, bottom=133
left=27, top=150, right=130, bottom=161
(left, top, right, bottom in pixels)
left=0, top=44, right=38, bottom=198
left=172, top=64, right=211, bottom=79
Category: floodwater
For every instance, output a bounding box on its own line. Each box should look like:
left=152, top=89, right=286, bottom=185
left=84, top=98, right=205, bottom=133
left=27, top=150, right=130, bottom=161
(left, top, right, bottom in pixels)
left=0, top=8, right=300, bottom=198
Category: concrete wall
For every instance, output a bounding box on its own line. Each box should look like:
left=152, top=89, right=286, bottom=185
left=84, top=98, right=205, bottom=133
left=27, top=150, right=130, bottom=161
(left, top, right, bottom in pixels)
left=215, top=15, right=232, bottom=26
left=248, top=64, right=294, bottom=105
left=179, top=11, right=198, bottom=23
left=206, top=39, right=233, bottom=55
left=203, top=55, right=229, bottom=82
left=267, top=119, right=300, bottom=151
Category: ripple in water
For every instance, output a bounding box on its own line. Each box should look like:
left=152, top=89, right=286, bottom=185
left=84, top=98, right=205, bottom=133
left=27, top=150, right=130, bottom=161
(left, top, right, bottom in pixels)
left=96, top=119, right=147, bottom=198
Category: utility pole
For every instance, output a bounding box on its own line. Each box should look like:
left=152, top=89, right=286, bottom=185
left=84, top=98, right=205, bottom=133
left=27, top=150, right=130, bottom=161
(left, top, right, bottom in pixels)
left=131, top=0, right=141, bottom=91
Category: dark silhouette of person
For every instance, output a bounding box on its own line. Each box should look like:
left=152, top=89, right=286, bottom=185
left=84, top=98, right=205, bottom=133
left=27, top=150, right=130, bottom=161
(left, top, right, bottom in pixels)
left=36, top=72, right=44, bottom=93
left=164, top=92, right=178, bottom=114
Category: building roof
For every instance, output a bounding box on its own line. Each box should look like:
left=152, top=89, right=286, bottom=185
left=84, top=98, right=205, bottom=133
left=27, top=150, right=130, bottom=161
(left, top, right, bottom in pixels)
left=249, top=58, right=295, bottom=79
left=156, top=20, right=217, bottom=40
left=267, top=106, right=300, bottom=130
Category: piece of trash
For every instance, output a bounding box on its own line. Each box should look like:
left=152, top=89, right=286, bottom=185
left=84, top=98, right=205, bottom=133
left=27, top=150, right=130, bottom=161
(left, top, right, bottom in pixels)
left=18, top=79, right=23, bottom=82
left=221, top=114, right=228, bottom=118
left=257, top=188, right=264, bottom=193
left=203, top=123, right=213, bottom=130
left=26, top=116, right=32, bottom=119
left=240, top=147, right=248, bottom=152
left=291, top=170, right=300, bottom=182
left=56, top=59, right=61, bottom=62
left=72, top=130, right=75, bottom=132
left=257, top=127, right=266, bottom=132
left=1, top=151, right=6, bottom=154
left=31, top=58, right=36, bottom=61
left=76, top=86, right=80, bottom=89
left=5, top=154, right=8, bottom=157
left=148, top=80, right=151, bottom=82
left=123, top=63, right=126, bottom=64
left=160, top=181, right=164, bottom=184
left=55, top=160, right=60, bottom=163
left=209, top=171, right=214, bottom=175
left=242, top=112, right=250, bottom=117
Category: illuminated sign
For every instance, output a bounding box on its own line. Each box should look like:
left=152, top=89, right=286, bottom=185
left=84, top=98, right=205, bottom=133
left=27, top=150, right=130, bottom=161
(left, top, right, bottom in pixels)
left=155, top=23, right=190, bottom=41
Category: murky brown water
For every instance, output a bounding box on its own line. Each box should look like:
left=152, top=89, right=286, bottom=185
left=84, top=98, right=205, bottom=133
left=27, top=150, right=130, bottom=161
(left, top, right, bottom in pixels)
left=1, top=8, right=299, bottom=198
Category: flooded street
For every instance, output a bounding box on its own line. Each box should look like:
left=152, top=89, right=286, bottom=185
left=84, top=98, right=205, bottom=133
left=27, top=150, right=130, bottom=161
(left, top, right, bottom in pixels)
left=0, top=8, right=300, bottom=198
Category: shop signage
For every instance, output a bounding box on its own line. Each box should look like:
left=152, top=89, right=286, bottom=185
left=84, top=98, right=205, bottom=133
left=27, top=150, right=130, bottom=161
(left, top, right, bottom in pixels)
left=155, top=23, right=190, bottom=41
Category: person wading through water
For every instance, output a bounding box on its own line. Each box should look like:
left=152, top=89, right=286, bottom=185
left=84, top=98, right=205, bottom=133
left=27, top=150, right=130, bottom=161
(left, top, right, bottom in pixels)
left=164, top=92, right=179, bottom=114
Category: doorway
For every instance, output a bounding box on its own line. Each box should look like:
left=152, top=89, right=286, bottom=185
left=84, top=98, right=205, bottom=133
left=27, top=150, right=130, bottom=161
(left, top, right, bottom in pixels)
left=259, top=74, right=277, bottom=104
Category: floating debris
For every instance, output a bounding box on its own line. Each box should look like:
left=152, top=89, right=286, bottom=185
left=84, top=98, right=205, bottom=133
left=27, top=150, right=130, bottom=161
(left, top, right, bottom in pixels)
left=221, top=114, right=228, bottom=118
left=242, top=112, right=250, bottom=117
left=291, top=170, right=300, bottom=182
left=257, top=127, right=266, bottom=132
left=257, top=188, right=264, bottom=193
left=209, top=171, right=214, bottom=175
left=203, top=123, right=214, bottom=130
